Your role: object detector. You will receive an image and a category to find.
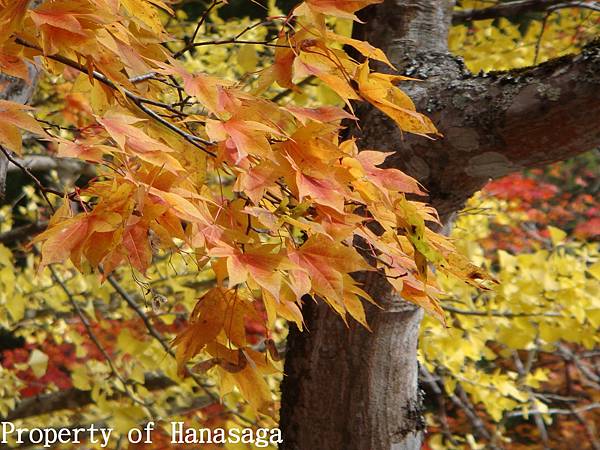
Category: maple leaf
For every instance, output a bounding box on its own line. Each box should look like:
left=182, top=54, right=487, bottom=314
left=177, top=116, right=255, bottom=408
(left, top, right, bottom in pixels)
left=288, top=236, right=371, bottom=302
left=56, top=139, right=112, bottom=163
left=206, top=118, right=279, bottom=163
left=34, top=218, right=90, bottom=269
left=0, top=47, right=30, bottom=81
left=0, top=100, right=46, bottom=154
left=241, top=167, right=284, bottom=206
left=356, top=151, right=426, bottom=195
left=300, top=0, right=384, bottom=20
left=12, top=0, right=500, bottom=418
left=172, top=288, right=229, bottom=376
left=293, top=50, right=359, bottom=106
left=98, top=112, right=184, bottom=172
left=210, top=244, right=289, bottom=299
left=209, top=345, right=277, bottom=414
left=324, top=30, right=395, bottom=69
left=399, top=273, right=445, bottom=323
left=122, top=224, right=152, bottom=274
left=285, top=105, right=356, bottom=125
left=0, top=0, right=29, bottom=42
left=29, top=6, right=91, bottom=55
left=356, top=63, right=438, bottom=137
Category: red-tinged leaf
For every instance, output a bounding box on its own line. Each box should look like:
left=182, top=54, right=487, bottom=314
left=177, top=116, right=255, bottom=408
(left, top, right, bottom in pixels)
left=84, top=230, right=119, bottom=268
left=301, top=0, right=383, bottom=20
left=56, top=140, right=111, bottom=163
left=293, top=54, right=359, bottom=105
left=122, top=225, right=152, bottom=273
left=258, top=38, right=296, bottom=90
left=154, top=209, right=186, bottom=242
left=98, top=112, right=183, bottom=172
left=357, top=151, right=426, bottom=195
left=29, top=9, right=86, bottom=34
left=28, top=7, right=91, bottom=54
left=0, top=100, right=45, bottom=154
left=34, top=218, right=90, bottom=270
left=285, top=105, right=356, bottom=125
left=181, top=72, right=234, bottom=116
left=400, top=274, right=446, bottom=324
left=149, top=189, right=211, bottom=224
left=296, top=172, right=346, bottom=212
left=0, top=52, right=30, bottom=82
left=288, top=236, right=371, bottom=301
left=287, top=267, right=311, bottom=301
left=172, top=288, right=229, bottom=375
left=206, top=118, right=278, bottom=163
left=235, top=163, right=283, bottom=204
left=210, top=244, right=287, bottom=299
left=0, top=0, right=29, bottom=42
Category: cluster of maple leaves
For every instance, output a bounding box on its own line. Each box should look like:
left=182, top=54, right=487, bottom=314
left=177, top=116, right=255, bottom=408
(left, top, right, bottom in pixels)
left=1, top=0, right=492, bottom=412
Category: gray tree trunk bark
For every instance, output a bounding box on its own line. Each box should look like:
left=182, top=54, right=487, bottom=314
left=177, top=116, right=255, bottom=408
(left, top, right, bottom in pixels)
left=280, top=0, right=600, bottom=449
left=0, top=0, right=41, bottom=197
left=280, top=3, right=453, bottom=449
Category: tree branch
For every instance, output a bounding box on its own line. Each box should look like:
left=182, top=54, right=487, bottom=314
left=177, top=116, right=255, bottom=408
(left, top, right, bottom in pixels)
left=0, top=222, right=47, bottom=245
left=453, top=0, right=600, bottom=24
left=353, top=39, right=600, bottom=218
left=3, top=374, right=175, bottom=421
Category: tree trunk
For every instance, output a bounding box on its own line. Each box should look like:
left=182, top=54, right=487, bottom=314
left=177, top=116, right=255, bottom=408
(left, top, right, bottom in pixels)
left=280, top=274, right=425, bottom=450
left=281, top=2, right=453, bottom=449
left=280, top=0, right=600, bottom=449
left=0, top=0, right=40, bottom=197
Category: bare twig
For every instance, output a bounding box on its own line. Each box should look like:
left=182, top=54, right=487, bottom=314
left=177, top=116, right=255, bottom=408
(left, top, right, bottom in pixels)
left=105, top=273, right=259, bottom=427
left=0, top=146, right=59, bottom=212
left=507, top=402, right=600, bottom=417
left=443, top=305, right=563, bottom=318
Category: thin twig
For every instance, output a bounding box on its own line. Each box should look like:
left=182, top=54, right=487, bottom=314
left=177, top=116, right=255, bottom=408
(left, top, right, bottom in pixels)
left=0, top=146, right=59, bottom=212
left=15, top=38, right=216, bottom=157
left=105, top=274, right=258, bottom=427
left=46, top=263, right=152, bottom=411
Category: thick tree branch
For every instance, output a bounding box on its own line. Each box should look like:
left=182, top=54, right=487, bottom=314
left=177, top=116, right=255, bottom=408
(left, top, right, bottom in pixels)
left=353, top=39, right=600, bottom=218
left=6, top=155, right=94, bottom=177
left=0, top=222, right=48, bottom=245
left=3, top=374, right=175, bottom=421
left=453, top=0, right=600, bottom=24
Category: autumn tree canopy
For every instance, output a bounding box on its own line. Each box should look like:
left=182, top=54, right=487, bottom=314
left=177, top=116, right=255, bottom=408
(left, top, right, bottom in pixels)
left=0, top=0, right=598, bottom=449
